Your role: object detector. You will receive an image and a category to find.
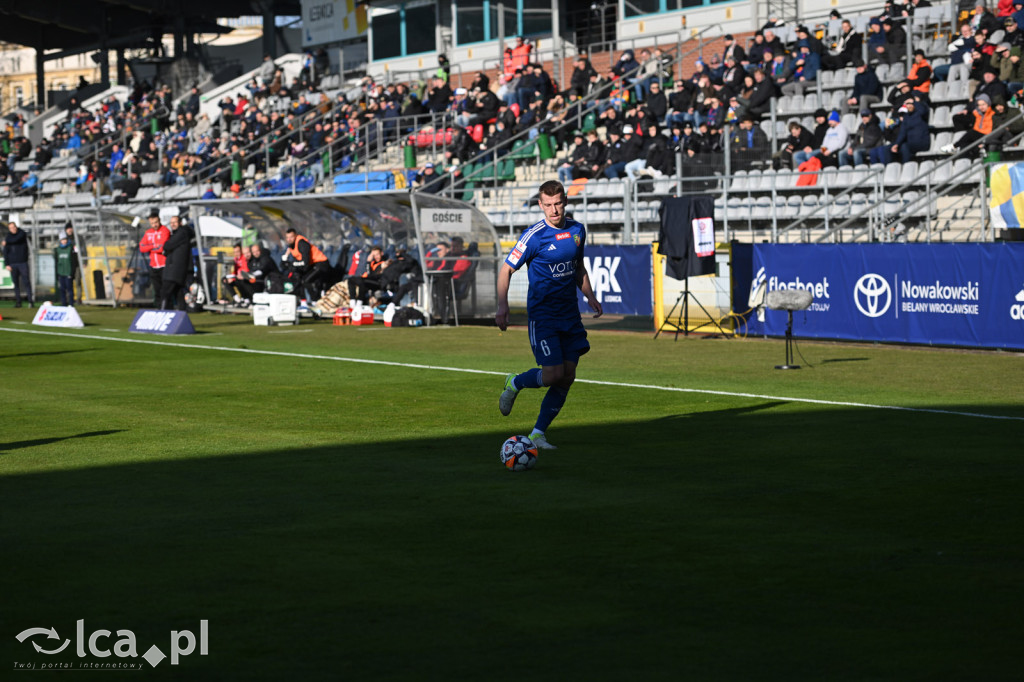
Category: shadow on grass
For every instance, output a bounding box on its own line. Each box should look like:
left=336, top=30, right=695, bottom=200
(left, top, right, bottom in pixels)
left=0, top=429, right=125, bottom=452
left=820, top=357, right=871, bottom=364
left=0, top=405, right=1021, bottom=680
left=0, top=347, right=100, bottom=360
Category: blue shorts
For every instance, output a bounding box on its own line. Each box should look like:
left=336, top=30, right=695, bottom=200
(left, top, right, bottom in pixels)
left=528, top=318, right=590, bottom=367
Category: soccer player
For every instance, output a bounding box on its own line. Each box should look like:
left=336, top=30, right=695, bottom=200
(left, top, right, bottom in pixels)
left=495, top=180, right=603, bottom=449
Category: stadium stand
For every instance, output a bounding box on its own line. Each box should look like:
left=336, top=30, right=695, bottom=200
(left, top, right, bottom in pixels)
left=3, top=1, right=1021, bottom=250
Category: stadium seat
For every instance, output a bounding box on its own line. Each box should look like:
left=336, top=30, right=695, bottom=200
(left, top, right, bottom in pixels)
left=884, top=163, right=903, bottom=187
left=729, top=169, right=749, bottom=193
left=930, top=163, right=951, bottom=185
left=898, top=161, right=919, bottom=186
left=930, top=81, right=948, bottom=102
left=757, top=169, right=776, bottom=192
left=875, top=63, right=890, bottom=82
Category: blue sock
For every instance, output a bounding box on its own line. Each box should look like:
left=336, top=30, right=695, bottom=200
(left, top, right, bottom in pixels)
left=514, top=368, right=543, bottom=390
left=534, top=385, right=569, bottom=433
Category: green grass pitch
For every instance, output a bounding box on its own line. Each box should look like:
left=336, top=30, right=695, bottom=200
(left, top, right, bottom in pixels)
left=1, top=306, right=1022, bottom=680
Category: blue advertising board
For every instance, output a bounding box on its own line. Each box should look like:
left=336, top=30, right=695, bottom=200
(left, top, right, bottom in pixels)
left=741, top=243, right=1024, bottom=349
left=578, top=245, right=652, bottom=316
left=129, top=310, right=196, bottom=335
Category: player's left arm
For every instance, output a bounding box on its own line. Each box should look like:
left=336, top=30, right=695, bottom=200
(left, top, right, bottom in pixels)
left=575, top=233, right=602, bottom=318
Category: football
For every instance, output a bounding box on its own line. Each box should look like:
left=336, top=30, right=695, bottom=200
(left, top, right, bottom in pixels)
left=500, top=435, right=538, bottom=471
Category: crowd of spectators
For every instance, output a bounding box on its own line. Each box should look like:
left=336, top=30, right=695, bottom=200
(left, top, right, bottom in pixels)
left=7, top=0, right=1024, bottom=210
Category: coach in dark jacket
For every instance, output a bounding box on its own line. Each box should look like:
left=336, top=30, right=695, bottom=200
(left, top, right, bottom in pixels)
left=2, top=221, right=32, bottom=307
left=161, top=215, right=192, bottom=310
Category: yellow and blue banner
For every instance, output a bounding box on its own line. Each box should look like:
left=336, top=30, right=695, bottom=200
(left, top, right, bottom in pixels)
left=988, top=162, right=1024, bottom=228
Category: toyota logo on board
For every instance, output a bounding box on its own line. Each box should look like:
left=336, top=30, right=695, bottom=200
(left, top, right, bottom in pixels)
left=854, top=273, right=892, bottom=317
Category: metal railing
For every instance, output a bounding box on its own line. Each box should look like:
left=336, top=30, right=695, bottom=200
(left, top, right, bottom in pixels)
left=779, top=112, right=1024, bottom=243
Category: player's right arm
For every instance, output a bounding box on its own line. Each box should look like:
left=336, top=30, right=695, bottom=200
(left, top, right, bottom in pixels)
left=495, top=263, right=514, bottom=331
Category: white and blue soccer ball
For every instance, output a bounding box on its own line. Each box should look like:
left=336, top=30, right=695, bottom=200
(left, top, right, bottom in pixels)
left=500, top=435, right=538, bottom=471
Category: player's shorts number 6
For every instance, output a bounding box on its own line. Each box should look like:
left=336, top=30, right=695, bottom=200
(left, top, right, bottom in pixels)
left=540, top=339, right=551, bottom=357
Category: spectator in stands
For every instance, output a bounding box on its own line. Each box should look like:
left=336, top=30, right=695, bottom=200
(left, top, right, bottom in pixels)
left=976, top=66, right=1011, bottom=103
left=729, top=115, right=770, bottom=170
left=426, top=77, right=452, bottom=114
left=796, top=25, right=825, bottom=56
left=840, top=110, right=884, bottom=166
left=762, top=28, right=785, bottom=56
left=666, top=80, right=694, bottom=128
left=774, top=119, right=814, bottom=170
left=645, top=81, right=669, bottom=122
left=822, top=19, right=863, bottom=70
left=888, top=97, right=932, bottom=162
left=510, top=36, right=532, bottom=73
left=816, top=111, right=850, bottom=167
left=1014, top=0, right=1024, bottom=26
left=578, top=129, right=606, bottom=179
left=877, top=18, right=907, bottom=65
left=781, top=43, right=821, bottom=96
left=945, top=93, right=997, bottom=155
left=866, top=19, right=886, bottom=62
left=991, top=97, right=1024, bottom=141
left=991, top=41, right=1024, bottom=94
left=625, top=122, right=672, bottom=180
left=457, top=87, right=500, bottom=129
left=845, top=59, right=883, bottom=114
left=600, top=128, right=627, bottom=178
left=934, top=24, right=976, bottom=81
left=256, top=54, right=276, bottom=87
left=557, top=133, right=587, bottom=184
left=902, top=49, right=933, bottom=97
left=568, top=53, right=597, bottom=98
left=768, top=51, right=795, bottom=90
left=612, top=49, right=638, bottom=86
left=415, top=162, right=446, bottom=194
left=719, top=56, right=746, bottom=98
left=703, top=96, right=727, bottom=137
left=721, top=34, right=746, bottom=65
left=888, top=79, right=915, bottom=111
left=1003, top=15, right=1024, bottom=47
left=971, top=1, right=1003, bottom=35
left=793, top=109, right=833, bottom=166
left=738, top=68, right=774, bottom=120
left=113, top=170, right=141, bottom=202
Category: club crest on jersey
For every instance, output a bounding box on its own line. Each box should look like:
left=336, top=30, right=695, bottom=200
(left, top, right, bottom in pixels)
left=509, top=248, right=523, bottom=264
left=556, top=232, right=571, bottom=240
left=573, top=234, right=580, bottom=246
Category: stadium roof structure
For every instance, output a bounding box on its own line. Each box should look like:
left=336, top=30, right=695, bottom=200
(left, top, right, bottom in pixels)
left=0, top=0, right=301, bottom=53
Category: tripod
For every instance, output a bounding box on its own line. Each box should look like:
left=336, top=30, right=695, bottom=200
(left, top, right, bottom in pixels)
left=776, top=309, right=800, bottom=370
left=655, top=276, right=729, bottom=340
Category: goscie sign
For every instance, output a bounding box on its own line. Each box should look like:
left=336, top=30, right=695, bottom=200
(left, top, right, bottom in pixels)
left=32, top=302, right=84, bottom=328
left=420, top=208, right=472, bottom=234
left=129, top=310, right=196, bottom=335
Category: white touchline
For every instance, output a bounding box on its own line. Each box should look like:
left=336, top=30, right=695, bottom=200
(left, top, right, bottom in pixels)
left=2, top=326, right=1021, bottom=422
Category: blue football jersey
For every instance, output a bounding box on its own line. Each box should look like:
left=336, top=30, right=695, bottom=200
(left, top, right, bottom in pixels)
left=504, top=217, right=587, bottom=323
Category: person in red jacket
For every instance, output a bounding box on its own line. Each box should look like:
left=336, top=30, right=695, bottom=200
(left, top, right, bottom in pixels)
left=138, top=208, right=169, bottom=307
left=221, top=243, right=254, bottom=305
